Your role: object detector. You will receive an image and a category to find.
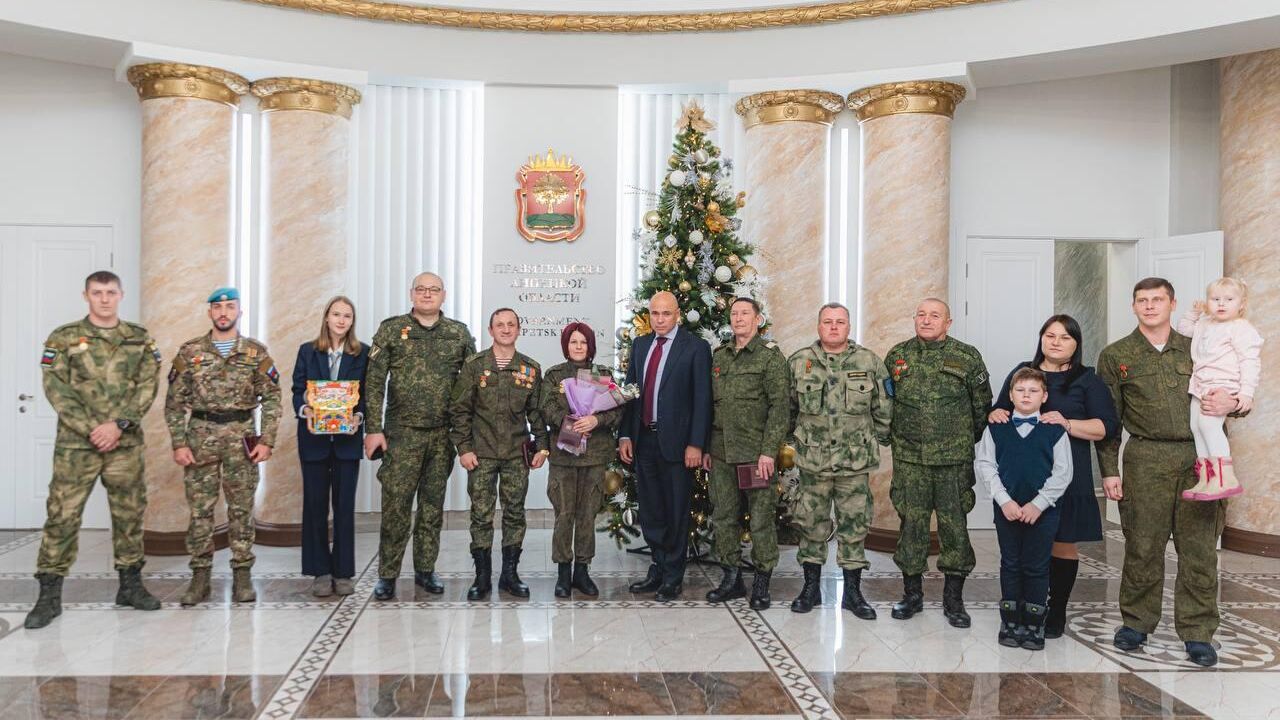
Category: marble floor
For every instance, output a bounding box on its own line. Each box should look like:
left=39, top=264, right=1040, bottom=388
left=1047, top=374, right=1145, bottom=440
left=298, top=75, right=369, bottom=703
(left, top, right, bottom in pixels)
left=0, top=520, right=1278, bottom=719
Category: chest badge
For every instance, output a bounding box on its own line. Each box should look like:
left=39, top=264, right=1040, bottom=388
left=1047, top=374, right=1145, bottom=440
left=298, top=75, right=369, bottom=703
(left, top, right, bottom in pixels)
left=1119, top=363, right=1130, bottom=380
left=400, top=325, right=412, bottom=341
left=77, top=336, right=88, bottom=351
left=893, top=359, right=908, bottom=380
left=713, top=366, right=720, bottom=377
left=480, top=369, right=492, bottom=388
left=804, top=359, right=812, bottom=373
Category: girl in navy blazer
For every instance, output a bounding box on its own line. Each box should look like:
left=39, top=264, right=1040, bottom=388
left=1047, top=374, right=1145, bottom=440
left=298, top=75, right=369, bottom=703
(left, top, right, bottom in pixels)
left=292, top=296, right=369, bottom=596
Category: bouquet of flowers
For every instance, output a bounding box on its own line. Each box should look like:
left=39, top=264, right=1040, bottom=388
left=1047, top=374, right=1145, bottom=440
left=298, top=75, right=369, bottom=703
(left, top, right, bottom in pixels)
left=558, top=370, right=638, bottom=455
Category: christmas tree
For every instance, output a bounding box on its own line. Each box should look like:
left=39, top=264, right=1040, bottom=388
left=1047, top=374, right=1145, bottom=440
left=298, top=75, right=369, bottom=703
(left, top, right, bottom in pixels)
left=601, top=101, right=784, bottom=552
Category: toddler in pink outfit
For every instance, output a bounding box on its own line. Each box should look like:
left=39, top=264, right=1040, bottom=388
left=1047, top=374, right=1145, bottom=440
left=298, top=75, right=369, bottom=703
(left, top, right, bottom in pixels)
left=1175, top=277, right=1264, bottom=500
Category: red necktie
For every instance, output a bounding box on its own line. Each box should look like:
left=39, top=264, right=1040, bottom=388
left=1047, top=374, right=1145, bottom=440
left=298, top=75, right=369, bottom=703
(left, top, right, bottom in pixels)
left=642, top=336, right=668, bottom=426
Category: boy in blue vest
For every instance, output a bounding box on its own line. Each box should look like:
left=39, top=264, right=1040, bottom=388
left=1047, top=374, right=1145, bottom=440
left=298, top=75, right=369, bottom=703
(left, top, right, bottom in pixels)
left=975, top=366, right=1073, bottom=650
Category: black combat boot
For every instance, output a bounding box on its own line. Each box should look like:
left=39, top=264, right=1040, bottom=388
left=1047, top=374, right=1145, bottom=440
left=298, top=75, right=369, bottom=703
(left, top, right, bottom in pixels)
left=1021, top=602, right=1047, bottom=650
left=706, top=565, right=745, bottom=603
left=840, top=568, right=876, bottom=620
left=555, top=563, right=572, bottom=598
left=998, top=600, right=1026, bottom=647
left=467, top=548, right=492, bottom=600
left=498, top=545, right=530, bottom=598
left=789, top=562, right=823, bottom=613
left=373, top=578, right=396, bottom=601
left=1044, top=557, right=1078, bottom=639
left=414, top=571, right=445, bottom=594
left=571, top=563, right=599, bottom=597
left=891, top=574, right=923, bottom=620
left=23, top=574, right=63, bottom=629
left=116, top=564, right=161, bottom=611
left=749, top=570, right=772, bottom=610
left=942, top=574, right=971, bottom=628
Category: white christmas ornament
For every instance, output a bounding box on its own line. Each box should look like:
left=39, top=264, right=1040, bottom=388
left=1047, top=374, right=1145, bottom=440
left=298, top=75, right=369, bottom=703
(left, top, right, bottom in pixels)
left=689, top=229, right=704, bottom=245
left=687, top=309, right=701, bottom=323
left=714, top=266, right=733, bottom=283
left=663, top=234, right=677, bottom=248
left=668, top=170, right=687, bottom=187
left=693, top=149, right=709, bottom=164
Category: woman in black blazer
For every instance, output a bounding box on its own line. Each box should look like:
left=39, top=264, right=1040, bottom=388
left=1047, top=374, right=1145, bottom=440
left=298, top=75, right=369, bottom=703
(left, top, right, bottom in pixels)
left=292, top=296, right=369, bottom=597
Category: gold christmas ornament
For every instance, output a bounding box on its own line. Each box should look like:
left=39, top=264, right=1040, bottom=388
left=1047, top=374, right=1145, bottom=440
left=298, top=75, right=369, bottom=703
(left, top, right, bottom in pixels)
left=727, top=254, right=740, bottom=267
left=604, top=470, right=624, bottom=495
left=632, top=313, right=653, bottom=336
left=707, top=201, right=720, bottom=213
left=704, top=212, right=726, bottom=234
left=735, top=264, right=758, bottom=281
left=676, top=101, right=716, bottom=133
left=678, top=280, right=692, bottom=293
left=740, top=530, right=752, bottom=544
left=642, top=210, right=661, bottom=229
left=658, top=247, right=683, bottom=272
left=778, top=444, right=797, bottom=470
left=736, top=191, right=747, bottom=208
left=715, top=295, right=728, bottom=309
left=774, top=480, right=787, bottom=496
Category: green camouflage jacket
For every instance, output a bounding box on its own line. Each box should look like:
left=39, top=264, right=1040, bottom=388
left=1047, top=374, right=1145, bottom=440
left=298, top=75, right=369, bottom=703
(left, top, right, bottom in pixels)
left=1095, top=327, right=1194, bottom=476
left=449, top=347, right=549, bottom=460
left=164, top=333, right=282, bottom=449
left=711, top=334, right=791, bottom=464
left=789, top=341, right=892, bottom=474
left=884, top=335, right=991, bottom=465
left=364, top=313, right=475, bottom=433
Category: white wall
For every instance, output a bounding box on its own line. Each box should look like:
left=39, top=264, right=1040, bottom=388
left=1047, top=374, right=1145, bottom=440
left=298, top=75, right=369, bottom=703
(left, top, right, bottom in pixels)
left=482, top=84, right=620, bottom=509
left=0, top=52, right=141, bottom=314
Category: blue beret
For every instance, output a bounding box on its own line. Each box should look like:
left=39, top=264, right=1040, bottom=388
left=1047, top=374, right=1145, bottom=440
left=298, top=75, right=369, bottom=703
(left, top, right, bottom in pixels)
left=207, top=287, right=240, bottom=303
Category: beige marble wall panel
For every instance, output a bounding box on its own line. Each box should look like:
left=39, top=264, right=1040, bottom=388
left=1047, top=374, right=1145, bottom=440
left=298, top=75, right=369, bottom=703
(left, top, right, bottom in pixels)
left=140, top=97, right=237, bottom=535
left=1220, top=50, right=1280, bottom=542
left=258, top=110, right=351, bottom=529
left=859, top=112, right=953, bottom=532
left=743, top=121, right=830, bottom=355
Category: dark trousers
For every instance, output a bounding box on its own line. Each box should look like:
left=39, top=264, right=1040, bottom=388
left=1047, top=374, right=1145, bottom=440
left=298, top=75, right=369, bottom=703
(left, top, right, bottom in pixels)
left=635, top=429, right=692, bottom=585
left=994, top=504, right=1059, bottom=606
left=301, top=449, right=359, bottom=578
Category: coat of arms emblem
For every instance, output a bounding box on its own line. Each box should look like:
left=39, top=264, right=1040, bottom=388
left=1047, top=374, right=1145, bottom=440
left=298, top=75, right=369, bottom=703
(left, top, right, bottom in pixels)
left=515, top=148, right=586, bottom=242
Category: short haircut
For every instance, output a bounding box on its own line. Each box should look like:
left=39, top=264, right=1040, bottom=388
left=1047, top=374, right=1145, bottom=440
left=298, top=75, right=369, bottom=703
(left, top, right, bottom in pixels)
left=85, top=270, right=121, bottom=290
left=1010, top=366, right=1047, bottom=391
left=818, top=302, right=849, bottom=321
left=1132, top=277, right=1175, bottom=300
left=918, top=297, right=951, bottom=318
left=489, top=307, right=520, bottom=328
left=1207, top=276, right=1249, bottom=317
left=560, top=322, right=597, bottom=363
left=731, top=297, right=761, bottom=314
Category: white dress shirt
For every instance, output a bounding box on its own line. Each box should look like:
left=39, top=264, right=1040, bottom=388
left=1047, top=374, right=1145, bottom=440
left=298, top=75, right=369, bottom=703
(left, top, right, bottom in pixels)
left=974, top=411, right=1074, bottom=511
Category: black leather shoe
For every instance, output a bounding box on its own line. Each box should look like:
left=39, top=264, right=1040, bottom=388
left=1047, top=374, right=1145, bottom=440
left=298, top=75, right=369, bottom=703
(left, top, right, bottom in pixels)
left=891, top=574, right=924, bottom=620
left=942, top=575, right=971, bottom=628
left=571, top=563, right=599, bottom=597
left=1113, top=625, right=1148, bottom=651
left=555, top=563, right=572, bottom=598
left=789, top=562, right=822, bottom=614
left=654, top=583, right=683, bottom=602
left=373, top=578, right=396, bottom=601
left=1185, top=641, right=1218, bottom=667
left=629, top=565, right=662, bottom=594
left=749, top=570, right=772, bottom=610
left=414, top=571, right=445, bottom=594
left=840, top=568, right=876, bottom=620
left=706, top=566, right=745, bottom=603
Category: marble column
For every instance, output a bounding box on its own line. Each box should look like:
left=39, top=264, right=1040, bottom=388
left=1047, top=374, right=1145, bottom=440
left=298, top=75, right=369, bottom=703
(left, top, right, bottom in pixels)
left=251, top=78, right=361, bottom=545
left=847, top=81, right=966, bottom=551
left=126, top=63, right=249, bottom=554
left=734, top=90, right=845, bottom=355
left=1220, top=50, right=1280, bottom=557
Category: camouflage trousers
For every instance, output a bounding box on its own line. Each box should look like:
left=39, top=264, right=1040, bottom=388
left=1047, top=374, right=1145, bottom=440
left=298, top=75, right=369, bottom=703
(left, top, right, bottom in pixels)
left=1118, top=438, right=1223, bottom=642
left=709, top=458, right=779, bottom=571
left=377, top=426, right=454, bottom=579
left=891, top=461, right=976, bottom=577
left=37, top=445, right=147, bottom=575
left=185, top=418, right=258, bottom=570
left=548, top=463, right=605, bottom=564
left=793, top=469, right=871, bottom=570
left=468, top=457, right=529, bottom=550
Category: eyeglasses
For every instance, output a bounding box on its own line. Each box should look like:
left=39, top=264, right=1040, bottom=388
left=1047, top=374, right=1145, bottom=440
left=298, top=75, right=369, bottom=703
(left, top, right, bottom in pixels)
left=413, top=286, right=444, bottom=296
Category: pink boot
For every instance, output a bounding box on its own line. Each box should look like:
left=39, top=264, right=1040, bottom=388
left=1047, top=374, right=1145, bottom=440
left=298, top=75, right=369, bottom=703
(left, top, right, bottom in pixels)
left=1181, top=458, right=1213, bottom=501
left=1192, top=457, right=1243, bottom=500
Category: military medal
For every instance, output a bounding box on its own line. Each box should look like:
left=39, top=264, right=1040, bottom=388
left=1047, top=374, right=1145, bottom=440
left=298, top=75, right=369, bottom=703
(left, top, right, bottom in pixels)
left=805, top=359, right=812, bottom=373
left=1119, top=363, right=1129, bottom=379
left=713, top=366, right=720, bottom=377
left=893, top=359, right=907, bottom=380
left=77, top=336, right=88, bottom=350
left=401, top=325, right=411, bottom=341
left=480, top=369, right=491, bottom=388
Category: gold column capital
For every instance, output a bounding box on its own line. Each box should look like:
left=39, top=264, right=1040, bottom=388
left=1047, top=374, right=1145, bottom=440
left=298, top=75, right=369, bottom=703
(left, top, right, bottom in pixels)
left=847, top=80, right=966, bottom=122
left=126, top=63, right=250, bottom=106
left=735, top=90, right=846, bottom=129
left=251, top=78, right=363, bottom=119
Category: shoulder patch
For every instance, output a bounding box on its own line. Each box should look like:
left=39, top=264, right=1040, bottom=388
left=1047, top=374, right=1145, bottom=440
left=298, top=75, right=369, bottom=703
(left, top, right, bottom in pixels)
left=265, top=364, right=280, bottom=384
left=41, top=347, right=58, bottom=367
left=369, top=344, right=381, bottom=359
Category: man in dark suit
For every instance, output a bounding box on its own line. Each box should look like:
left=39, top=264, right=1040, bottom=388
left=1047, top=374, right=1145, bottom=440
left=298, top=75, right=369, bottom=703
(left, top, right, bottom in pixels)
left=619, top=291, right=712, bottom=601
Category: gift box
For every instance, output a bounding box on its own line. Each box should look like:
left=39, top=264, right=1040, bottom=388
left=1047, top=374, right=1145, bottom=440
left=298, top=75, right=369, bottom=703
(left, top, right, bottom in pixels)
left=305, top=380, right=362, bottom=435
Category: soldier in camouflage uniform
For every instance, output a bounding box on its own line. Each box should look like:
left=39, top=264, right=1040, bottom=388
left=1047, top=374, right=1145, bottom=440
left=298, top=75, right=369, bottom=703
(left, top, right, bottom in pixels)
left=25, top=271, right=163, bottom=630
left=1098, top=278, right=1239, bottom=668
left=364, top=272, right=475, bottom=601
left=705, top=298, right=790, bottom=610
left=885, top=298, right=992, bottom=628
left=541, top=322, right=622, bottom=599
left=166, top=288, right=282, bottom=606
left=787, top=303, right=893, bottom=619
left=450, top=308, right=549, bottom=600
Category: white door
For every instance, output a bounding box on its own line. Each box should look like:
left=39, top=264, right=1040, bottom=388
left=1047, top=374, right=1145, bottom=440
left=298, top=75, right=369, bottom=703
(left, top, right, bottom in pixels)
left=964, top=237, right=1055, bottom=528
left=1137, top=230, right=1225, bottom=329
left=1, top=225, right=115, bottom=529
